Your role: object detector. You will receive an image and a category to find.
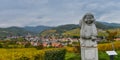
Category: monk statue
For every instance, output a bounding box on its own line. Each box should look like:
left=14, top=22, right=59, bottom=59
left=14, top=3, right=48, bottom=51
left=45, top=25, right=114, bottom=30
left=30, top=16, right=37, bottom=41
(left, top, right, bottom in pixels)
left=80, top=13, right=97, bottom=47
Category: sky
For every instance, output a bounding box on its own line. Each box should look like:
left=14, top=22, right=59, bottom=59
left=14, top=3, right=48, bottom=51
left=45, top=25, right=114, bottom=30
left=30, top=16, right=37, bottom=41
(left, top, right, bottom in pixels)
left=0, top=0, right=120, bottom=27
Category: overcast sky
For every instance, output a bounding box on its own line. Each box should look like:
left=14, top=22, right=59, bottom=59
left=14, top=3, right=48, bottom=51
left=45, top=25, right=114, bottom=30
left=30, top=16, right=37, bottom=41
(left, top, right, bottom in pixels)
left=0, top=0, right=120, bottom=27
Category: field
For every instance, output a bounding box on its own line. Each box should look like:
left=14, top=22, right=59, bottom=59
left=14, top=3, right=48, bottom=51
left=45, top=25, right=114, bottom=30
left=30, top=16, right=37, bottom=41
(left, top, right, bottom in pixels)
left=65, top=51, right=120, bottom=60
left=0, top=48, right=42, bottom=60
left=0, top=48, right=120, bottom=60
left=65, top=41, right=120, bottom=60
left=0, top=41, right=120, bottom=60
left=0, top=48, right=65, bottom=60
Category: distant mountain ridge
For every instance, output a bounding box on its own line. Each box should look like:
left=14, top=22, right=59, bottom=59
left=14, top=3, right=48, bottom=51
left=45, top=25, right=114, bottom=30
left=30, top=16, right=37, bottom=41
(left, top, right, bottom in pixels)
left=0, top=21, right=120, bottom=37
left=0, top=26, right=52, bottom=37
left=24, top=26, right=52, bottom=33
left=40, top=21, right=120, bottom=36
left=99, top=22, right=120, bottom=27
left=52, top=24, right=79, bottom=33
left=0, top=27, right=31, bottom=37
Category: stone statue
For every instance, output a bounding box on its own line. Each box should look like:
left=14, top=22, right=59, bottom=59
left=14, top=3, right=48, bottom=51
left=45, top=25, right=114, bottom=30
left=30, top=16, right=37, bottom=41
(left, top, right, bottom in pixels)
left=80, top=13, right=98, bottom=60
left=80, top=13, right=97, bottom=47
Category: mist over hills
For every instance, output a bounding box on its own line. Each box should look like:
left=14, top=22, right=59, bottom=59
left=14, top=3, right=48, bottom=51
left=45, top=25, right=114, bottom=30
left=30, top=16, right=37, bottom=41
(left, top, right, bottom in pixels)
left=0, top=21, right=120, bottom=37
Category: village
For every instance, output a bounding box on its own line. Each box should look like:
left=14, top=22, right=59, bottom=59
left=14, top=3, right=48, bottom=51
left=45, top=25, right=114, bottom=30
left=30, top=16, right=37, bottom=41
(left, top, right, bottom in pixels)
left=4, top=34, right=79, bottom=48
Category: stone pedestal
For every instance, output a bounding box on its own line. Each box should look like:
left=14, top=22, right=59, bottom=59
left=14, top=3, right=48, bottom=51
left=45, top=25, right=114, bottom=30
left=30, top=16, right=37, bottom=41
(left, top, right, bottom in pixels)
left=81, top=47, right=98, bottom=60
left=80, top=39, right=98, bottom=60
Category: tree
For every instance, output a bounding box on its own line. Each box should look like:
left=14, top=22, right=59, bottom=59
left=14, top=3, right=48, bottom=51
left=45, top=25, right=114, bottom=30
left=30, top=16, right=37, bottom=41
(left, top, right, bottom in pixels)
left=106, top=30, right=117, bottom=42
left=106, top=30, right=118, bottom=50
left=17, top=37, right=25, bottom=42
left=0, top=44, right=2, bottom=48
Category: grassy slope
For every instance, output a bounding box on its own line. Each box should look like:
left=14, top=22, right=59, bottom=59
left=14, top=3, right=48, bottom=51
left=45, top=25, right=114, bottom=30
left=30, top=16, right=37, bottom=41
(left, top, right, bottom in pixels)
left=65, top=51, right=120, bottom=60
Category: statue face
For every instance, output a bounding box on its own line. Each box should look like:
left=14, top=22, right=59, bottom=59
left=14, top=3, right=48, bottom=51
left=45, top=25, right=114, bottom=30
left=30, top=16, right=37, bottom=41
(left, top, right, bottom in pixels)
left=83, top=14, right=95, bottom=25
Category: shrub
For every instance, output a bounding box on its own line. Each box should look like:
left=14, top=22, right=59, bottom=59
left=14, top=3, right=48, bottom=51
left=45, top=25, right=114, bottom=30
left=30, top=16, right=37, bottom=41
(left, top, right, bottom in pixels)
left=44, top=48, right=66, bottom=60
left=65, top=52, right=81, bottom=60
left=16, top=56, right=30, bottom=60
left=35, top=44, right=44, bottom=50
left=0, top=44, right=2, bottom=48
left=98, top=41, right=120, bottom=51
left=24, top=42, right=32, bottom=48
left=65, top=47, right=75, bottom=52
left=74, top=45, right=80, bottom=53
left=65, top=46, right=80, bottom=53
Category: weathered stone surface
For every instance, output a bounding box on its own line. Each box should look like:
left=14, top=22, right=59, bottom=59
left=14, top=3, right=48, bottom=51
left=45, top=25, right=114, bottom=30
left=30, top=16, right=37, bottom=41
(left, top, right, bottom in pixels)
left=80, top=13, right=98, bottom=60
left=81, top=47, right=98, bottom=60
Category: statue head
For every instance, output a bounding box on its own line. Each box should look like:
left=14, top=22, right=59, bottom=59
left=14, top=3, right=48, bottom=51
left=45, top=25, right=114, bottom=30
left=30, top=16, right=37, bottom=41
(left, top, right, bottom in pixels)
left=82, top=13, right=95, bottom=25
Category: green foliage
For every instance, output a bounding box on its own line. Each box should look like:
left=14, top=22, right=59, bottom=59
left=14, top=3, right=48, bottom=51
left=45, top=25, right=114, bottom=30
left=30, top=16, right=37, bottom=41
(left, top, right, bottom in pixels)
left=40, top=23, right=120, bottom=38
left=24, top=26, right=51, bottom=33
left=106, top=30, right=118, bottom=41
left=95, top=22, right=110, bottom=29
left=53, top=24, right=79, bottom=33
left=0, top=48, right=66, bottom=60
left=40, top=29, right=57, bottom=37
left=17, top=56, right=30, bottom=60
left=98, top=41, right=120, bottom=51
left=35, top=44, right=44, bottom=50
left=62, top=28, right=80, bottom=38
left=34, top=54, right=42, bottom=60
left=98, top=31, right=107, bottom=37
left=40, top=24, right=79, bottom=38
left=0, top=44, right=2, bottom=48
left=24, top=42, right=32, bottom=48
left=66, top=51, right=120, bottom=60
left=74, top=46, right=80, bottom=53
left=17, top=37, right=25, bottom=42
left=44, top=48, right=66, bottom=60
left=98, top=51, right=120, bottom=60
left=65, top=52, right=80, bottom=60
left=98, top=39, right=109, bottom=44
left=0, top=27, right=32, bottom=37
left=0, top=40, right=25, bottom=48
left=98, top=52, right=109, bottom=60
left=115, top=51, right=120, bottom=60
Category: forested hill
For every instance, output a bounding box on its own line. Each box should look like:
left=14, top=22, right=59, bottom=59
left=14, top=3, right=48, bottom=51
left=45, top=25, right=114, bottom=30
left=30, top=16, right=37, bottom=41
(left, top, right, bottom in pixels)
left=96, top=21, right=120, bottom=29
left=0, top=26, right=52, bottom=37
left=40, top=21, right=120, bottom=36
left=0, top=21, right=120, bottom=37
left=52, top=24, right=80, bottom=33
left=23, top=26, right=52, bottom=33
left=0, top=27, right=31, bottom=37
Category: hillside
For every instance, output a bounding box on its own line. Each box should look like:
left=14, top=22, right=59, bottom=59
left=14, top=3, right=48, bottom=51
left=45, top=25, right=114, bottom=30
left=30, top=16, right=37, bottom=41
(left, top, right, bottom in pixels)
left=23, top=26, right=52, bottom=33
left=40, top=21, right=120, bottom=37
left=0, top=21, right=120, bottom=38
left=0, top=27, right=32, bottom=37
left=0, top=25, right=52, bottom=37
left=101, top=22, right=120, bottom=28
left=40, top=24, right=79, bottom=36
left=52, top=24, right=79, bottom=33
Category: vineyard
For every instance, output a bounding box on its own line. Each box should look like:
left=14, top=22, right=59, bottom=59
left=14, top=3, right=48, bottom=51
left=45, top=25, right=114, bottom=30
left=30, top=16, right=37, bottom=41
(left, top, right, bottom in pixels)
left=0, top=41, right=120, bottom=60
left=0, top=48, right=66, bottom=60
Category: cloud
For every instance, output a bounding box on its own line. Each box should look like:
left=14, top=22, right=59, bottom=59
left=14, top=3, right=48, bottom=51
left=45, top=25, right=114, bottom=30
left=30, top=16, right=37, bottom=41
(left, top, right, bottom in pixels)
left=98, top=11, right=120, bottom=23
left=0, top=0, right=120, bottom=27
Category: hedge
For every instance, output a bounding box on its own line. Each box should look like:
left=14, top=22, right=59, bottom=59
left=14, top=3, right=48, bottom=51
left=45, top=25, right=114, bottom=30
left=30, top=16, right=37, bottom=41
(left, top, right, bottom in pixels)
left=44, top=48, right=66, bottom=60
left=17, top=48, right=66, bottom=60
